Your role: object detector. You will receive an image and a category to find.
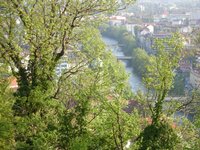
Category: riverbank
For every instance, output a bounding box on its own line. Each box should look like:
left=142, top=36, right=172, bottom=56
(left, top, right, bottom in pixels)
left=101, top=25, right=137, bottom=56
left=102, top=37, right=146, bottom=92
left=101, top=25, right=185, bottom=96
left=101, top=25, right=149, bottom=78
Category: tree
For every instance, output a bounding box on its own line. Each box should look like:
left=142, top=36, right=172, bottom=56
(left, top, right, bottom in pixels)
left=137, top=33, right=184, bottom=150
left=0, top=0, right=134, bottom=114
left=0, top=0, right=138, bottom=149
left=0, top=63, right=15, bottom=149
left=101, top=25, right=137, bottom=55
left=56, top=38, right=140, bottom=149
left=131, top=48, right=150, bottom=77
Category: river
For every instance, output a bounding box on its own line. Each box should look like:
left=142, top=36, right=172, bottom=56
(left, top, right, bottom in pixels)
left=103, top=37, right=194, bottom=121
left=103, top=37, right=145, bottom=93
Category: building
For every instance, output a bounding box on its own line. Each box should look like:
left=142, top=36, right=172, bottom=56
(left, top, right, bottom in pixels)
left=9, top=77, right=18, bottom=91
left=126, top=23, right=137, bottom=36
left=109, top=16, right=126, bottom=26
left=56, top=61, right=68, bottom=76
left=190, top=69, right=200, bottom=88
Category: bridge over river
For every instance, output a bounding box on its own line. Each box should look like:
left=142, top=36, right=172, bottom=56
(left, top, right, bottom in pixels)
left=103, top=36, right=194, bottom=121
left=116, top=56, right=132, bottom=60
left=103, top=36, right=146, bottom=92
left=147, top=97, right=187, bottom=102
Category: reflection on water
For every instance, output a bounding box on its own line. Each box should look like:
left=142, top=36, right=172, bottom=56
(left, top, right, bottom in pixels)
left=103, top=37, right=145, bottom=93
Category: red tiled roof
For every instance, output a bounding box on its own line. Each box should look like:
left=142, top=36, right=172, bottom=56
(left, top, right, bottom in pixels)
left=9, top=77, right=18, bottom=90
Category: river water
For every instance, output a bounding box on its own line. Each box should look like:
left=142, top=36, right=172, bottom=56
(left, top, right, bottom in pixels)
left=103, top=37, right=194, bottom=121
left=103, top=37, right=145, bottom=93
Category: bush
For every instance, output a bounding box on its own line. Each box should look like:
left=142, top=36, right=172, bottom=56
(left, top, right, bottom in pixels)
left=138, top=120, right=179, bottom=150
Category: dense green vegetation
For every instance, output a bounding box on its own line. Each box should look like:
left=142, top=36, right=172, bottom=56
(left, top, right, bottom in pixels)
left=0, top=0, right=141, bottom=149
left=138, top=34, right=182, bottom=149
left=169, top=72, right=185, bottom=96
left=131, top=48, right=150, bottom=77
left=102, top=25, right=186, bottom=96
left=0, top=80, right=14, bottom=149
left=0, top=0, right=199, bottom=149
left=101, top=25, right=148, bottom=76
left=101, top=25, right=137, bottom=55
